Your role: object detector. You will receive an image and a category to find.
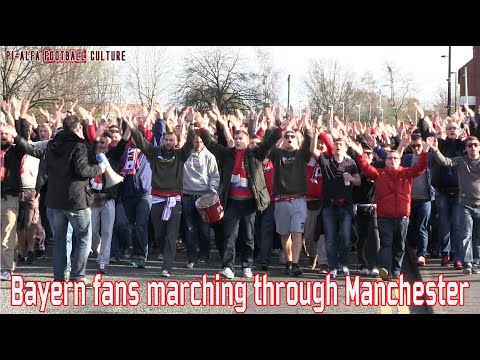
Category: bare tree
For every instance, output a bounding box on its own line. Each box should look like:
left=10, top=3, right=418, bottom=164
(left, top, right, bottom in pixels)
left=432, top=85, right=449, bottom=117
left=304, top=59, right=358, bottom=118
left=1, top=46, right=119, bottom=116
left=125, top=47, right=172, bottom=108
left=254, top=47, right=281, bottom=107
left=383, top=62, right=418, bottom=122
left=175, top=47, right=258, bottom=113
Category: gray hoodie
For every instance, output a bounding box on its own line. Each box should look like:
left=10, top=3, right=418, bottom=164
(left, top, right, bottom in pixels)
left=183, top=147, right=220, bottom=195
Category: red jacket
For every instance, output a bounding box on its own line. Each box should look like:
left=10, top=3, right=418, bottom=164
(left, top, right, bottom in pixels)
left=357, top=152, right=428, bottom=218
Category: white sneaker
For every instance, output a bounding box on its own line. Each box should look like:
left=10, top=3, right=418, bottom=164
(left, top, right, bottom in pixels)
left=219, top=267, right=235, bottom=279
left=160, top=269, right=170, bottom=277
left=243, top=267, right=253, bottom=279
left=379, top=267, right=389, bottom=281
left=370, top=268, right=380, bottom=277
left=359, top=268, right=370, bottom=276
left=341, top=266, right=350, bottom=275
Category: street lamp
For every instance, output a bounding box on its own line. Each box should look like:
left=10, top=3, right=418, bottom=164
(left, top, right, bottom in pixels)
left=377, top=107, right=384, bottom=123
left=355, top=104, right=361, bottom=122
left=451, top=71, right=457, bottom=111
left=339, top=102, right=345, bottom=121
left=441, top=46, right=452, bottom=116
left=328, top=104, right=333, bottom=128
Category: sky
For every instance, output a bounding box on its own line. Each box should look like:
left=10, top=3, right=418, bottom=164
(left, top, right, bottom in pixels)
left=113, top=46, right=473, bottom=110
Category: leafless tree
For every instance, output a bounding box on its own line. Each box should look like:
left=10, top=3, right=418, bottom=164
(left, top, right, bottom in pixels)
left=175, top=47, right=258, bottom=113
left=432, top=85, right=449, bottom=117
left=1, top=46, right=119, bottom=116
left=304, top=58, right=359, bottom=118
left=125, top=47, right=172, bottom=108
left=382, top=62, right=418, bottom=122
left=254, top=47, right=281, bottom=107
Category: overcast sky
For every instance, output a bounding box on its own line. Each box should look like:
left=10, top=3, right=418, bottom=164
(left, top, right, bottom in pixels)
left=114, top=46, right=473, bottom=109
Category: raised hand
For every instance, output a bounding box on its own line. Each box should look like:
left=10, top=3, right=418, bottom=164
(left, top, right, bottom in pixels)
left=20, top=99, right=30, bottom=119
left=345, top=136, right=363, bottom=155
left=235, top=108, right=244, bottom=124
left=68, top=98, right=78, bottom=114
left=39, top=107, right=50, bottom=120
left=426, top=136, right=438, bottom=151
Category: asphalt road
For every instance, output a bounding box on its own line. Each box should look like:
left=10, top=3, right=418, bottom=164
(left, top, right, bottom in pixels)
left=0, top=243, right=429, bottom=315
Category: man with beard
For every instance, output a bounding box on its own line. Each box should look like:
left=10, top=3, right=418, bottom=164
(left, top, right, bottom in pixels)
left=124, top=114, right=195, bottom=277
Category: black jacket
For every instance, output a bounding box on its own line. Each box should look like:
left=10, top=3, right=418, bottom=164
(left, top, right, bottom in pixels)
left=45, top=130, right=103, bottom=210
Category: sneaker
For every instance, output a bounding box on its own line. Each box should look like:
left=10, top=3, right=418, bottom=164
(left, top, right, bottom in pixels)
left=176, top=241, right=186, bottom=253
left=318, top=264, right=329, bottom=274
left=340, top=266, right=350, bottom=276
left=472, top=264, right=479, bottom=274
left=130, top=258, right=145, bottom=268
left=185, top=261, right=195, bottom=269
left=441, top=257, right=450, bottom=266
left=156, top=253, right=164, bottom=262
left=161, top=269, right=171, bottom=277
left=283, top=261, right=293, bottom=274
left=26, top=251, right=35, bottom=264
left=417, top=256, right=426, bottom=266
left=463, top=264, right=472, bottom=275
left=328, top=268, right=337, bottom=278
left=359, top=267, right=370, bottom=276
left=259, top=263, right=269, bottom=271
left=243, top=267, right=253, bottom=279
left=391, top=271, right=400, bottom=280
left=290, top=263, right=303, bottom=276
left=0, top=269, right=12, bottom=281
left=379, top=267, right=389, bottom=281
left=370, top=268, right=380, bottom=277
left=97, top=263, right=107, bottom=274
left=197, top=255, right=210, bottom=263
left=454, top=260, right=463, bottom=270
left=219, top=267, right=235, bottom=279
left=308, top=256, right=318, bottom=269
left=17, top=254, right=26, bottom=264
left=35, top=250, right=46, bottom=260
left=271, top=248, right=281, bottom=257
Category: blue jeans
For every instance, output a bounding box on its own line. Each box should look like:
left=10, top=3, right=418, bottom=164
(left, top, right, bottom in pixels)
left=50, top=208, right=92, bottom=281
left=407, top=200, right=431, bottom=257
left=223, top=198, right=256, bottom=271
left=182, top=194, right=211, bottom=262
left=255, top=204, right=275, bottom=265
left=378, top=217, right=409, bottom=275
left=47, top=207, right=72, bottom=273
left=123, top=195, right=152, bottom=261
left=322, top=205, right=353, bottom=269
left=458, top=205, right=480, bottom=265
left=110, top=202, right=132, bottom=259
left=436, top=192, right=462, bottom=261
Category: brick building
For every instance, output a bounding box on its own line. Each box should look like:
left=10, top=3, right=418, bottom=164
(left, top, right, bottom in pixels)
left=458, top=46, right=479, bottom=109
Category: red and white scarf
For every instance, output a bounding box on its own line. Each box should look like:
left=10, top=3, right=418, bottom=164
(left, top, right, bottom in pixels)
left=121, top=144, right=141, bottom=176
left=90, top=175, right=103, bottom=191
left=0, top=145, right=12, bottom=182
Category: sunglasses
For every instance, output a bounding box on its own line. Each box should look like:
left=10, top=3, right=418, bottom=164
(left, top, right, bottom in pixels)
left=387, top=156, right=400, bottom=160
left=467, top=143, right=479, bottom=148
left=411, top=144, right=422, bottom=149
left=284, top=134, right=296, bottom=139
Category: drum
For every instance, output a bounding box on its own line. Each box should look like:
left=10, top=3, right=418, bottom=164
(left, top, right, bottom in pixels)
left=195, top=194, right=224, bottom=224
